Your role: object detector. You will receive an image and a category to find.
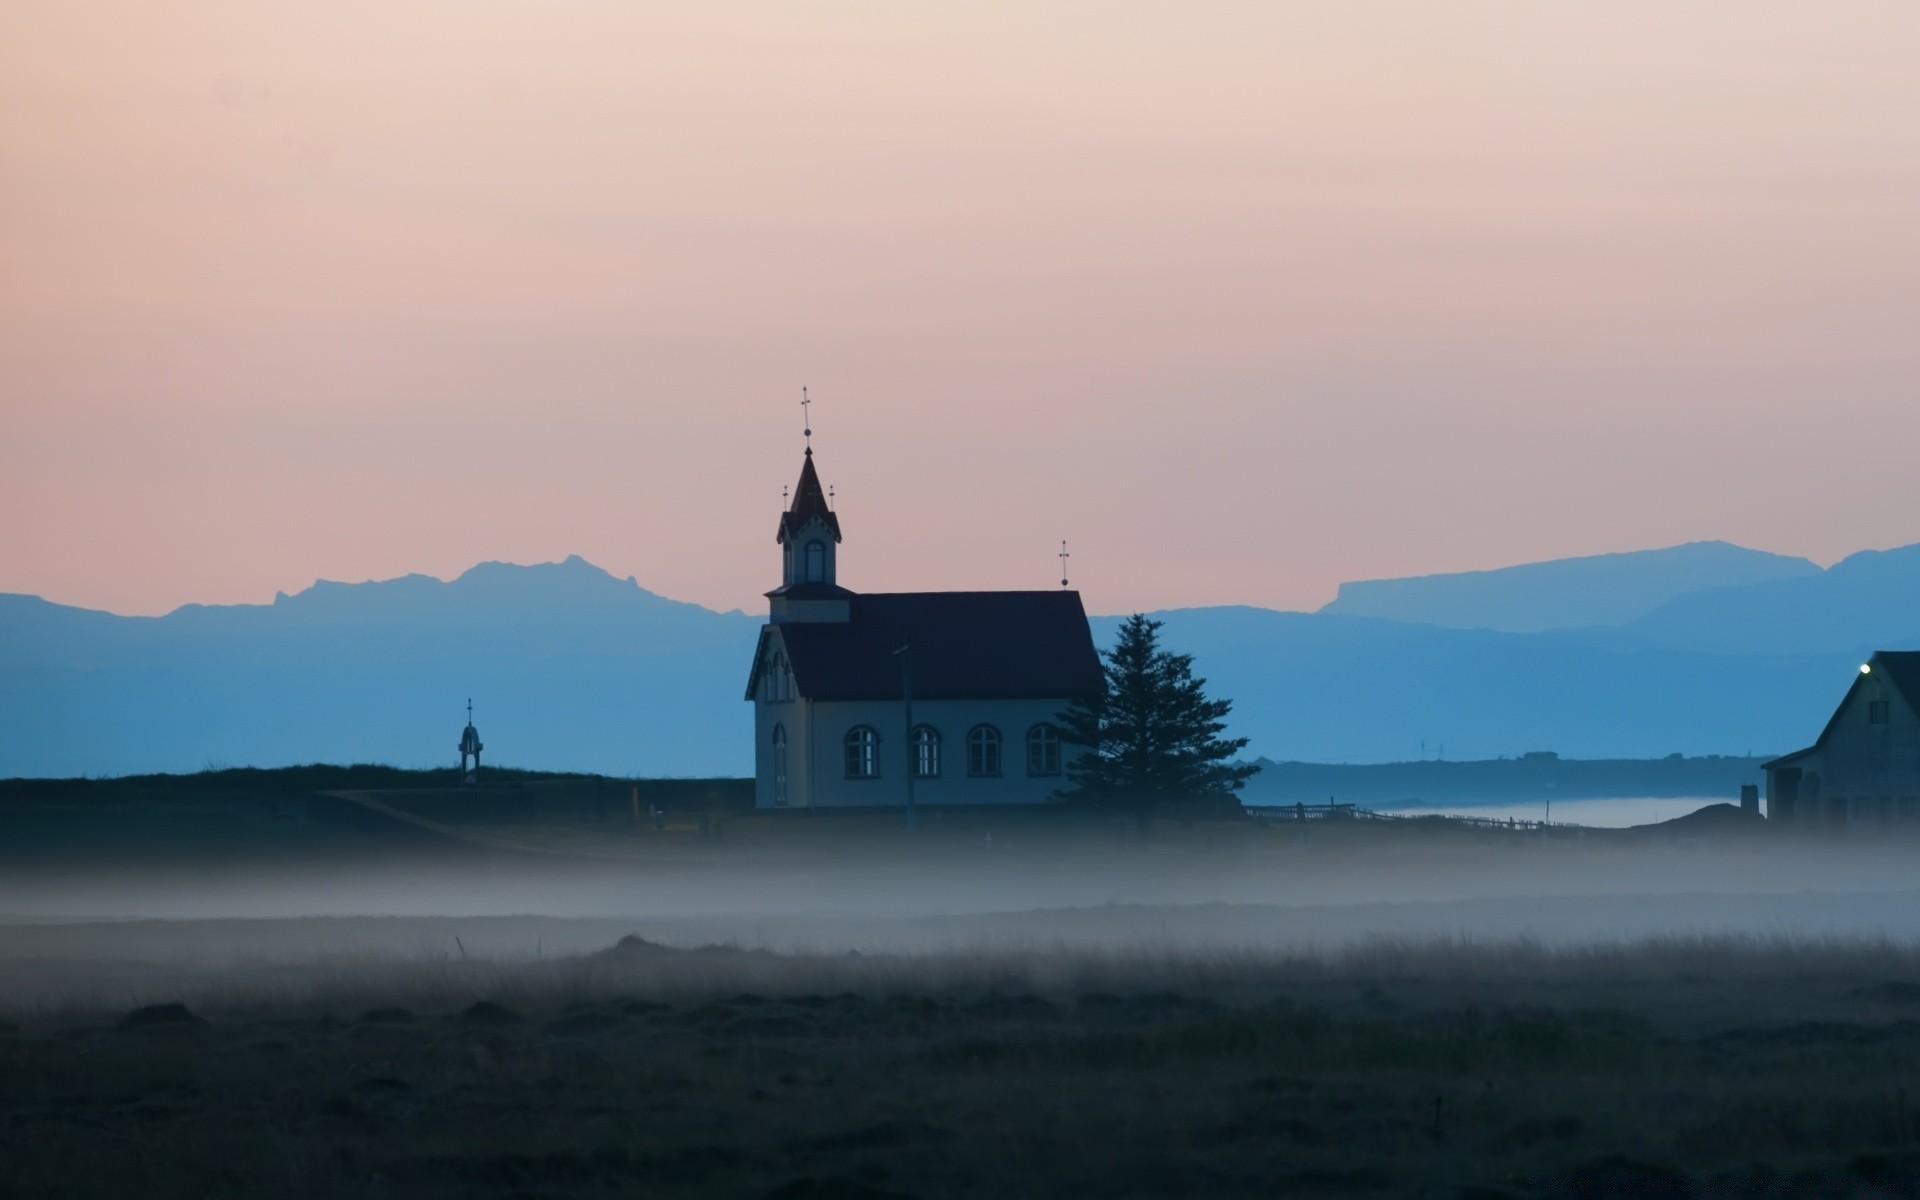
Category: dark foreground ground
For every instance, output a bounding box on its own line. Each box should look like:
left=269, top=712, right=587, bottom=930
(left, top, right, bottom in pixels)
left=10, top=931, right=1920, bottom=1199
left=8, top=770, right=1920, bottom=1197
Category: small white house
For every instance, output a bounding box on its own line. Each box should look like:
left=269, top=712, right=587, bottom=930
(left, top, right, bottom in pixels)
left=744, top=446, right=1103, bottom=809
left=1765, top=651, right=1920, bottom=831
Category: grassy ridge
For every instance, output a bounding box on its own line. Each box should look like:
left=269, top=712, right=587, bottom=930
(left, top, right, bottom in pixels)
left=1, top=763, right=752, bottom=803
left=0, top=768, right=756, bottom=865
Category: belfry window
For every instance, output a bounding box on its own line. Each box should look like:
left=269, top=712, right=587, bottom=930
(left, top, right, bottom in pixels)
left=805, top=542, right=826, bottom=583
left=1026, top=724, right=1062, bottom=776
left=911, top=726, right=941, bottom=778
left=845, top=726, right=879, bottom=779
left=967, top=725, right=1002, bottom=777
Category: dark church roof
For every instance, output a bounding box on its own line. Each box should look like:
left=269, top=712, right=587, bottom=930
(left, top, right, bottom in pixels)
left=1764, top=650, right=1920, bottom=769
left=777, top=451, right=841, bottom=544
left=752, top=591, right=1102, bottom=702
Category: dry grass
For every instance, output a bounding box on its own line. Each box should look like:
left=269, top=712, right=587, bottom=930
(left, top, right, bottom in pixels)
left=10, top=927, right=1920, bottom=1029
left=9, top=927, right=1920, bottom=1198
left=10, top=794, right=1920, bottom=1198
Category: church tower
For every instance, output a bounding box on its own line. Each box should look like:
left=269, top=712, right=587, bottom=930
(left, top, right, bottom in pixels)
left=767, top=448, right=852, bottom=623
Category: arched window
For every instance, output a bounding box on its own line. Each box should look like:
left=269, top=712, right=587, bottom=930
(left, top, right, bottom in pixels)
left=784, top=543, right=795, bottom=582
left=967, top=724, right=1002, bottom=777
left=805, top=542, right=826, bottom=583
left=761, top=651, right=792, bottom=702
left=844, top=726, right=879, bottom=780
left=911, top=725, right=941, bottom=779
left=772, top=724, right=788, bottom=806
left=1026, top=723, right=1062, bottom=777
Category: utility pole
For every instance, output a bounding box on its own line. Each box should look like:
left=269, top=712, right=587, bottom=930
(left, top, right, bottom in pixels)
left=894, top=640, right=916, bottom=831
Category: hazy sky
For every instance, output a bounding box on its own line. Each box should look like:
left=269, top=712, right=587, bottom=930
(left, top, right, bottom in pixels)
left=4, top=2, right=1918, bottom=617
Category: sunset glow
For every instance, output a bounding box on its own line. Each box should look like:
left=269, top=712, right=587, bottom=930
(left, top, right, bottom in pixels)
left=4, top=2, right=1918, bottom=615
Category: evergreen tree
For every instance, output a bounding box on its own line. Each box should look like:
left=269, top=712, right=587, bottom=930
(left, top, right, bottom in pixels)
left=1056, top=614, right=1257, bottom=811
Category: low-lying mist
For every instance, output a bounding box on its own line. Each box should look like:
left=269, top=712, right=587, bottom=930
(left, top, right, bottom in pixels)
left=15, top=813, right=1920, bottom=1199
left=7, top=818, right=1920, bottom=1021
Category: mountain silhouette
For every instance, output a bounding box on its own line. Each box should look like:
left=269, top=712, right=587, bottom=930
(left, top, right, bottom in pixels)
left=3, top=544, right=1915, bottom=778
left=0, top=557, right=760, bottom=778
left=1318, top=541, right=1819, bottom=633
left=1609, top=543, right=1920, bottom=655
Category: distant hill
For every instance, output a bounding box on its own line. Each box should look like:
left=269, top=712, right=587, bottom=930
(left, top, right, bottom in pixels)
left=1318, top=541, right=1820, bottom=633
left=0, top=557, right=762, bottom=779
left=1611, top=543, right=1920, bottom=655
left=5, top=542, right=1918, bottom=779
left=1094, top=608, right=1851, bottom=765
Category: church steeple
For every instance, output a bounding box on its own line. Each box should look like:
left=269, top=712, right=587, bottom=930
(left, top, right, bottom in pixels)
left=781, top=451, right=839, bottom=540
left=777, top=447, right=842, bottom=589
left=766, top=393, right=852, bottom=624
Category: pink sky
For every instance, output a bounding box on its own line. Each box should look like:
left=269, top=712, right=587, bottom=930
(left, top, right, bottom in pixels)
left=4, top=2, right=1918, bottom=617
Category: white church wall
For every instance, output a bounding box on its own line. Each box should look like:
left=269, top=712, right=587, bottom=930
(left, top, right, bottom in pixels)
left=788, top=697, right=1077, bottom=808
left=752, top=690, right=812, bottom=809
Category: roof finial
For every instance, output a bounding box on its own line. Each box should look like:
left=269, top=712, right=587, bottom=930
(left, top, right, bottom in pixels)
left=1059, top=540, right=1071, bottom=589
left=466, top=698, right=473, bottom=724
left=801, top=386, right=812, bottom=455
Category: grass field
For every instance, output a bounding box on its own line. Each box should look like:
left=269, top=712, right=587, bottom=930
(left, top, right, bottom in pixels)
left=9, top=929, right=1920, bottom=1198
left=8, top=770, right=1920, bottom=1197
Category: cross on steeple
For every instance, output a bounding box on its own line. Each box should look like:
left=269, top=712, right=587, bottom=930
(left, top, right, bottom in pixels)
left=801, top=386, right=812, bottom=454
left=1059, top=540, right=1070, bottom=588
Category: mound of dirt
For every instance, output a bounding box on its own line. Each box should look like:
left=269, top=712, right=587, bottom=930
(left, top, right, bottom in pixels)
left=592, top=935, right=774, bottom=959
left=461, top=1001, right=523, bottom=1026
left=118, top=1003, right=205, bottom=1030
left=1633, top=802, right=1766, bottom=834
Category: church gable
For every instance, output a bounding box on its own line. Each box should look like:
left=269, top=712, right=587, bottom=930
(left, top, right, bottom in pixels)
left=742, top=628, right=796, bottom=702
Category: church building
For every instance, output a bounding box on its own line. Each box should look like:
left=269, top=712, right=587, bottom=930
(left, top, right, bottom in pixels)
left=744, top=444, right=1103, bottom=809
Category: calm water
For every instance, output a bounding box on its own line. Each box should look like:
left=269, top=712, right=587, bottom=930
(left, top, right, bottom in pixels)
left=1376, top=796, right=1735, bottom=829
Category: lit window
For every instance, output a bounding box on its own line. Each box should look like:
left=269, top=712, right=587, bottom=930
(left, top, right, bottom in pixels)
left=772, top=724, right=788, bottom=805
left=967, top=725, right=1002, bottom=777
left=1026, top=724, right=1062, bottom=776
left=844, top=726, right=879, bottom=779
left=911, top=726, right=941, bottom=778
left=806, top=542, right=826, bottom=583
left=1870, top=700, right=1891, bottom=725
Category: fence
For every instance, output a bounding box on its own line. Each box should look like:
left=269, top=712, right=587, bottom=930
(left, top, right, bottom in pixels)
left=1247, top=803, right=1583, bottom=833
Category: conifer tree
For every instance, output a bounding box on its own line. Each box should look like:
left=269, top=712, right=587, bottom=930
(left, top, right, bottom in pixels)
left=1056, top=614, right=1256, bottom=811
